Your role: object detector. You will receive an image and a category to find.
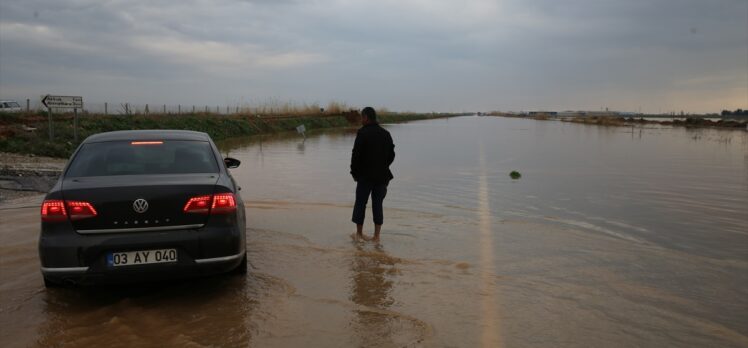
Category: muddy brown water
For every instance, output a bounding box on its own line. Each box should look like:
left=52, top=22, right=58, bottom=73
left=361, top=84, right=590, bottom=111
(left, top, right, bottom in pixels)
left=1, top=116, right=747, bottom=347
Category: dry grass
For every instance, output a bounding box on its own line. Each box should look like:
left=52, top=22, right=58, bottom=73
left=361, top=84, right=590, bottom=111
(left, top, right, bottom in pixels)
left=569, top=116, right=626, bottom=126
left=235, top=99, right=354, bottom=117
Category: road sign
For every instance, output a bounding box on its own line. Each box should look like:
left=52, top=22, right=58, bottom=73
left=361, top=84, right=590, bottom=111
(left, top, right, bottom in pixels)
left=42, top=95, right=83, bottom=109
left=41, top=95, right=83, bottom=142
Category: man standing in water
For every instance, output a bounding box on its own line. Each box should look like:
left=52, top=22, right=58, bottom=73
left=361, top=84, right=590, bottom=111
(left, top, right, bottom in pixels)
left=351, top=107, right=395, bottom=242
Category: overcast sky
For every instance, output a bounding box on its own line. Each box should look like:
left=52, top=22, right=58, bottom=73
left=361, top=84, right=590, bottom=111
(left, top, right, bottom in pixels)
left=0, top=0, right=746, bottom=113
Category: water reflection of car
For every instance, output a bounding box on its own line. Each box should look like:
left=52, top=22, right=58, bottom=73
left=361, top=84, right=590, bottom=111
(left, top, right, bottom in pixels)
left=38, top=130, right=247, bottom=287
left=0, top=100, right=22, bottom=112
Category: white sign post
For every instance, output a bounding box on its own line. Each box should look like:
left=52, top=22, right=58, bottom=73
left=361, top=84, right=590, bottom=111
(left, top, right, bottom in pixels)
left=42, top=95, right=84, bottom=141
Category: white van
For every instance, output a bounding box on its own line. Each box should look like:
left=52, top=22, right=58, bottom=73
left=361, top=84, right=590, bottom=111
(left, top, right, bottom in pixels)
left=0, top=100, right=23, bottom=112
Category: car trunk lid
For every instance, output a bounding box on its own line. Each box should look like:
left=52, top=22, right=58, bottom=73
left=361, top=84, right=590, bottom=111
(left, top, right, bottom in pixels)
left=61, top=174, right=220, bottom=233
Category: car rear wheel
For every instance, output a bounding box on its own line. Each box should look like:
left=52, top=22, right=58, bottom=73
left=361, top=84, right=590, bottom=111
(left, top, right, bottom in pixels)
left=43, top=276, right=62, bottom=288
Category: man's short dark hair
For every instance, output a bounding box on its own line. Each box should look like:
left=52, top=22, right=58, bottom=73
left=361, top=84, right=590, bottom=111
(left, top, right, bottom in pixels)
left=362, top=106, right=377, bottom=121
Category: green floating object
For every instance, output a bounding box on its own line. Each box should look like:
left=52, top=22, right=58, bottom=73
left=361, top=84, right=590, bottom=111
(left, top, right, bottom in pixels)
left=510, top=171, right=522, bottom=179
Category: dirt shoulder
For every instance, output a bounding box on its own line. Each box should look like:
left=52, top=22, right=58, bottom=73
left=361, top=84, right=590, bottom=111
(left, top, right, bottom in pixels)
left=0, top=152, right=65, bottom=203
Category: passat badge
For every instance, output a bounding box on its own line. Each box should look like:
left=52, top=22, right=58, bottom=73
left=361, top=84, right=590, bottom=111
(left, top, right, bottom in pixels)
left=133, top=199, right=149, bottom=214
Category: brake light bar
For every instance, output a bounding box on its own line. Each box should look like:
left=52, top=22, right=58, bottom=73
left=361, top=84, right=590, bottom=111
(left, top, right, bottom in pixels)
left=41, top=200, right=98, bottom=222
left=183, top=193, right=237, bottom=214
left=131, top=141, right=163, bottom=145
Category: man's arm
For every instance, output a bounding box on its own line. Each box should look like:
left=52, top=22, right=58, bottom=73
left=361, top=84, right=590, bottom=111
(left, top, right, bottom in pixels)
left=387, top=133, right=395, bottom=166
left=350, top=133, right=363, bottom=181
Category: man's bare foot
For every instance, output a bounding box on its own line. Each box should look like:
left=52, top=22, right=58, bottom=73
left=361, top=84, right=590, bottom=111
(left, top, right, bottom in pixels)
left=371, top=235, right=380, bottom=243
left=351, top=233, right=369, bottom=242
left=373, top=224, right=382, bottom=243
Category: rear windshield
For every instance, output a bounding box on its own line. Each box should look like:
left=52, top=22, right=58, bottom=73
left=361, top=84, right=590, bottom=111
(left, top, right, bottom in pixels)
left=66, top=140, right=219, bottom=177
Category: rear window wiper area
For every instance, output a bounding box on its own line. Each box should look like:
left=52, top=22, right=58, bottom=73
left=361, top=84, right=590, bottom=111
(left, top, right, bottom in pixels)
left=65, top=140, right=220, bottom=177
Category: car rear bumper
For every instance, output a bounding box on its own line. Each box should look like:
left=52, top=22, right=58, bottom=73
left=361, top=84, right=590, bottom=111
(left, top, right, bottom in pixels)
left=40, top=251, right=244, bottom=285
left=39, top=223, right=245, bottom=285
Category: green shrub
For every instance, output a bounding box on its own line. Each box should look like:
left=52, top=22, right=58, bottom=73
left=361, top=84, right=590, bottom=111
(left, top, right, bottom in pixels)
left=1, top=112, right=464, bottom=158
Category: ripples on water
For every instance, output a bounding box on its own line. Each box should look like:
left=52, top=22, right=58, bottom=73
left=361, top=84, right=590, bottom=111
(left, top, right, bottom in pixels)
left=223, top=116, right=747, bottom=259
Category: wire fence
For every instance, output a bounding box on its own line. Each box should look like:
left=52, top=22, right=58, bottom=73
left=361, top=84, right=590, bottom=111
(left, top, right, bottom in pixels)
left=12, top=98, right=355, bottom=118
left=83, top=103, right=243, bottom=115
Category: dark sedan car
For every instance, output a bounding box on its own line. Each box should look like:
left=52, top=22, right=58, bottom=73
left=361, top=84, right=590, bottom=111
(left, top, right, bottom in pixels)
left=38, top=130, right=246, bottom=287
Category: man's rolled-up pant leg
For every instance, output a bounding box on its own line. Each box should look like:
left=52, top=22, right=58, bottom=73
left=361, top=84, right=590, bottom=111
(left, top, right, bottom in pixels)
left=371, top=183, right=388, bottom=225
left=352, top=181, right=372, bottom=225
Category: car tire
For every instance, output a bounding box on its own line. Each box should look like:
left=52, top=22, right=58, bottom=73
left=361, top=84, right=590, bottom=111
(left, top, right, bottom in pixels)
left=43, top=276, right=62, bottom=288
left=232, top=252, right=248, bottom=275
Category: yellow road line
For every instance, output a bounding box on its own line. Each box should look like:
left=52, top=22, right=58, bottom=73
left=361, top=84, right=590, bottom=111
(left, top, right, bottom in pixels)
left=478, top=144, right=502, bottom=348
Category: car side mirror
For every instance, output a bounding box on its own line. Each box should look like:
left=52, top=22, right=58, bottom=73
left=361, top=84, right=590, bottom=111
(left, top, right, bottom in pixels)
left=224, top=157, right=241, bottom=169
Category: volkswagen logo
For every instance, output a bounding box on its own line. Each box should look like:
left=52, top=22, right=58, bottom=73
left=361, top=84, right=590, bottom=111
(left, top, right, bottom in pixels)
left=132, top=198, right=149, bottom=214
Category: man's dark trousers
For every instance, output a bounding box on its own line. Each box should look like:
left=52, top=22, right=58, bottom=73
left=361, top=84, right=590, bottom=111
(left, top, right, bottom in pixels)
left=352, top=180, right=388, bottom=225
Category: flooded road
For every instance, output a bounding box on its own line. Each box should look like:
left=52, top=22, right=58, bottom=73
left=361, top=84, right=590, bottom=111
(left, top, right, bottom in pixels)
left=2, top=116, right=747, bottom=347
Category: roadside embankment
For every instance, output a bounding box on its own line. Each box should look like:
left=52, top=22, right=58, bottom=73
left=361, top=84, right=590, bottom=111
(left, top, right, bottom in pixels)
left=0, top=152, right=65, bottom=202
left=568, top=116, right=747, bottom=128
left=487, top=113, right=748, bottom=129
left=0, top=111, right=461, bottom=159
left=0, top=111, right=462, bottom=201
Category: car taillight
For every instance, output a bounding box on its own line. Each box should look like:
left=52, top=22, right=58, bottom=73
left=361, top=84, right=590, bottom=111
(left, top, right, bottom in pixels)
left=66, top=201, right=98, bottom=220
left=41, top=200, right=98, bottom=222
left=183, top=193, right=237, bottom=214
left=183, top=195, right=212, bottom=214
left=41, top=200, right=67, bottom=222
left=211, top=193, right=237, bottom=214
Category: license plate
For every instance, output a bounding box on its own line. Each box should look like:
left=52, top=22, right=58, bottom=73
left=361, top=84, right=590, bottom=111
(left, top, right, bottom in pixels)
left=107, top=249, right=177, bottom=267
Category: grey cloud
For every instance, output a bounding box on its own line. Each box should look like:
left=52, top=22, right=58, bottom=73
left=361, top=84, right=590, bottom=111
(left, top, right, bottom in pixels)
left=0, top=0, right=746, bottom=112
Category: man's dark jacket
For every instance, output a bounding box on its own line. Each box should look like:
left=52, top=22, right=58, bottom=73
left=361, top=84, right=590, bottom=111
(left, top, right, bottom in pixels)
left=350, top=123, right=395, bottom=184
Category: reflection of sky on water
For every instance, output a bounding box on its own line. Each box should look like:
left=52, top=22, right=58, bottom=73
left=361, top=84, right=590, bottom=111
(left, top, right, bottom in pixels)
left=222, top=116, right=748, bottom=260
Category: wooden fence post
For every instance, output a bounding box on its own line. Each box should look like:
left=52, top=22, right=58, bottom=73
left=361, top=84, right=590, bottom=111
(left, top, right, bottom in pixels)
left=73, top=108, right=79, bottom=142
left=48, top=108, right=53, bottom=140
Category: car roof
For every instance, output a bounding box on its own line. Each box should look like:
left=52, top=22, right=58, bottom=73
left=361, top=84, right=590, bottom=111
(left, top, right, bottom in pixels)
left=84, top=130, right=211, bottom=143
